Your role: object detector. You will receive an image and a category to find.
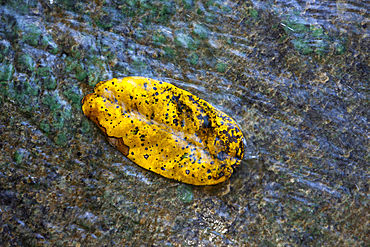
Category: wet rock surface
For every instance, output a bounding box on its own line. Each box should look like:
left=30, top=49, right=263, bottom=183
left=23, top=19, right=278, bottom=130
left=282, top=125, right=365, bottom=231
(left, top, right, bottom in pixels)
left=0, top=0, right=369, bottom=245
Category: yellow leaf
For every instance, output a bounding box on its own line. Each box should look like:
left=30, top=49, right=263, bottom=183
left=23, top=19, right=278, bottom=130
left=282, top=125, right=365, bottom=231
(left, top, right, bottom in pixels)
left=82, top=77, right=244, bottom=185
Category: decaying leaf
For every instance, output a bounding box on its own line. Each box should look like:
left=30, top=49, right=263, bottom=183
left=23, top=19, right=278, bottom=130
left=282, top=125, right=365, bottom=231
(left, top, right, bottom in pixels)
left=82, top=77, right=244, bottom=185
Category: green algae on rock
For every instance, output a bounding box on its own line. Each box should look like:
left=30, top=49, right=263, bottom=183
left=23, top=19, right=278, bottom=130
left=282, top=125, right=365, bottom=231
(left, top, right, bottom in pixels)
left=82, top=77, right=244, bottom=185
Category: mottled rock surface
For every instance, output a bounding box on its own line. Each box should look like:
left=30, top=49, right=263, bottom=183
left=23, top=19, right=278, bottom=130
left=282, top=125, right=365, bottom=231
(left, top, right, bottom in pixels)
left=0, top=0, right=369, bottom=246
